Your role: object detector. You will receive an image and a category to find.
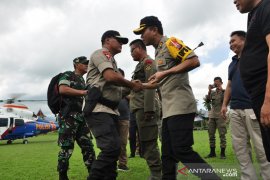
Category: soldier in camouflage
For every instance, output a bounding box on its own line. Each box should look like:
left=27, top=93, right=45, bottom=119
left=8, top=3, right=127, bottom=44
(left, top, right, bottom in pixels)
left=129, top=39, right=162, bottom=180
left=57, top=56, right=95, bottom=180
left=205, top=77, right=227, bottom=159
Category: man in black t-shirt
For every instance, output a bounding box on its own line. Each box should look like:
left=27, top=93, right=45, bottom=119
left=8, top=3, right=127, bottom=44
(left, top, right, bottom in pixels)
left=234, top=0, right=270, bottom=161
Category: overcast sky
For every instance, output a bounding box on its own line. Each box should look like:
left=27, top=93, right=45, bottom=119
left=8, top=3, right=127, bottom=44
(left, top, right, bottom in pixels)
left=0, top=0, right=247, bottom=116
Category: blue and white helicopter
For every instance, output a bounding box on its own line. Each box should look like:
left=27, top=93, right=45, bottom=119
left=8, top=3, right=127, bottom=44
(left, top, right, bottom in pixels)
left=0, top=98, right=58, bottom=144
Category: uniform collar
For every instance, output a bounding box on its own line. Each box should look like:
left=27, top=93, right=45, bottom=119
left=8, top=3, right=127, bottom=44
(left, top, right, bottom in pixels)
left=140, top=55, right=151, bottom=62
left=159, top=36, right=167, bottom=48
left=73, top=71, right=84, bottom=80
left=215, top=87, right=223, bottom=94
left=232, top=55, right=239, bottom=61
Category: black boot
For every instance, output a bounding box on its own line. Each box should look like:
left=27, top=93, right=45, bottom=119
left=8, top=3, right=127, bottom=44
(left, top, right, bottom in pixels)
left=129, top=153, right=135, bottom=158
left=57, top=160, right=69, bottom=180
left=59, top=171, right=69, bottom=180
left=220, top=147, right=226, bottom=159
left=87, top=167, right=91, bottom=180
left=205, top=147, right=216, bottom=158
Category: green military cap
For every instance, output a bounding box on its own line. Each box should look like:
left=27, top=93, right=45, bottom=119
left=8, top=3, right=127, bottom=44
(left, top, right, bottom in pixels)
left=73, top=56, right=89, bottom=65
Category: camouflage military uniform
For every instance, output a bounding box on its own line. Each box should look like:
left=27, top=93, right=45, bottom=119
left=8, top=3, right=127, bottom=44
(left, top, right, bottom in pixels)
left=130, top=56, right=162, bottom=178
left=208, top=89, right=227, bottom=149
left=57, top=71, right=95, bottom=177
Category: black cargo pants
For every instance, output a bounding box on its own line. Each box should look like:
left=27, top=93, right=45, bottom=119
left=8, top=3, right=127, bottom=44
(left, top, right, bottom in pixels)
left=86, top=112, right=121, bottom=180
left=162, top=113, right=220, bottom=180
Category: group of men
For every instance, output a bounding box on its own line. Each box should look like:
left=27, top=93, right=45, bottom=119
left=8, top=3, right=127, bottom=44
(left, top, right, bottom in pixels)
left=54, top=0, right=270, bottom=179
left=204, top=0, right=270, bottom=179
left=229, top=0, right=270, bottom=178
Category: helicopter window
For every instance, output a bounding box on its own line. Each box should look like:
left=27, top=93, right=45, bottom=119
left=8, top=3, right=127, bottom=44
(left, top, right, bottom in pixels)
left=15, top=119, right=24, bottom=126
left=0, top=118, right=8, bottom=127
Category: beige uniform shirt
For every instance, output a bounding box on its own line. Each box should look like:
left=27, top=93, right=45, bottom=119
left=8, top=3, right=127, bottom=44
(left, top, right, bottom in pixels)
left=86, top=48, right=121, bottom=115
left=130, top=56, right=157, bottom=113
left=208, top=90, right=224, bottom=118
left=155, top=36, right=197, bottom=118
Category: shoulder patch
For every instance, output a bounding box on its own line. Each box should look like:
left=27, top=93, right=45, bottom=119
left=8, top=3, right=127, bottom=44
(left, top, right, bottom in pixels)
left=145, top=64, right=152, bottom=71
left=144, top=59, right=153, bottom=71
left=102, top=51, right=112, bottom=60
left=144, top=59, right=153, bottom=64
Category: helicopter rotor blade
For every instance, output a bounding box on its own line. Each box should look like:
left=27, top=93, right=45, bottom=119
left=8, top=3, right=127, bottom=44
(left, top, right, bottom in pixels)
left=17, top=100, right=47, bottom=102
left=10, top=93, right=26, bottom=100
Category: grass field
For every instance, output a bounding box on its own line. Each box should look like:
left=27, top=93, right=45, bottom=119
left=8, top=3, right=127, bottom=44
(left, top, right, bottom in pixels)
left=0, top=129, right=263, bottom=180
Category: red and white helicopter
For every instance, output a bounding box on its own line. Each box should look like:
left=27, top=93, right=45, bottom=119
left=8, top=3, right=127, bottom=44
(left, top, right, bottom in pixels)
left=0, top=97, right=58, bottom=144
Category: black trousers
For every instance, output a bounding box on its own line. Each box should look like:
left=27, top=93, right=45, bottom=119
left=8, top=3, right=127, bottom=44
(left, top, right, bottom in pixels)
left=252, top=94, right=270, bottom=162
left=162, top=113, right=220, bottom=180
left=86, top=112, right=121, bottom=180
left=129, top=112, right=141, bottom=156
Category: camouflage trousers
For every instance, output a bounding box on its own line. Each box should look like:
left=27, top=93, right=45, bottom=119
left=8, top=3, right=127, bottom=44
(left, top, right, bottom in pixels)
left=208, top=117, right=227, bottom=148
left=57, top=113, right=95, bottom=173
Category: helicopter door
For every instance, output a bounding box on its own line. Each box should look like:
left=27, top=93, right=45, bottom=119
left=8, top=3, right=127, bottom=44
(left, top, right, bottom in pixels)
left=0, top=118, right=9, bottom=139
left=10, top=118, right=14, bottom=127
left=15, top=119, right=24, bottom=127
left=8, top=118, right=14, bottom=133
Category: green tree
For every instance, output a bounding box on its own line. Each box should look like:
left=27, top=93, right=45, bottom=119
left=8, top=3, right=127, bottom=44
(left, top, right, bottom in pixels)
left=203, top=95, right=211, bottom=111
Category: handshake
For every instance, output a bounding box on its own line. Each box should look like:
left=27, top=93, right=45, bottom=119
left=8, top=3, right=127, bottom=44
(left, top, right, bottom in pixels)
left=131, top=80, right=144, bottom=92
left=130, top=71, right=164, bottom=92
